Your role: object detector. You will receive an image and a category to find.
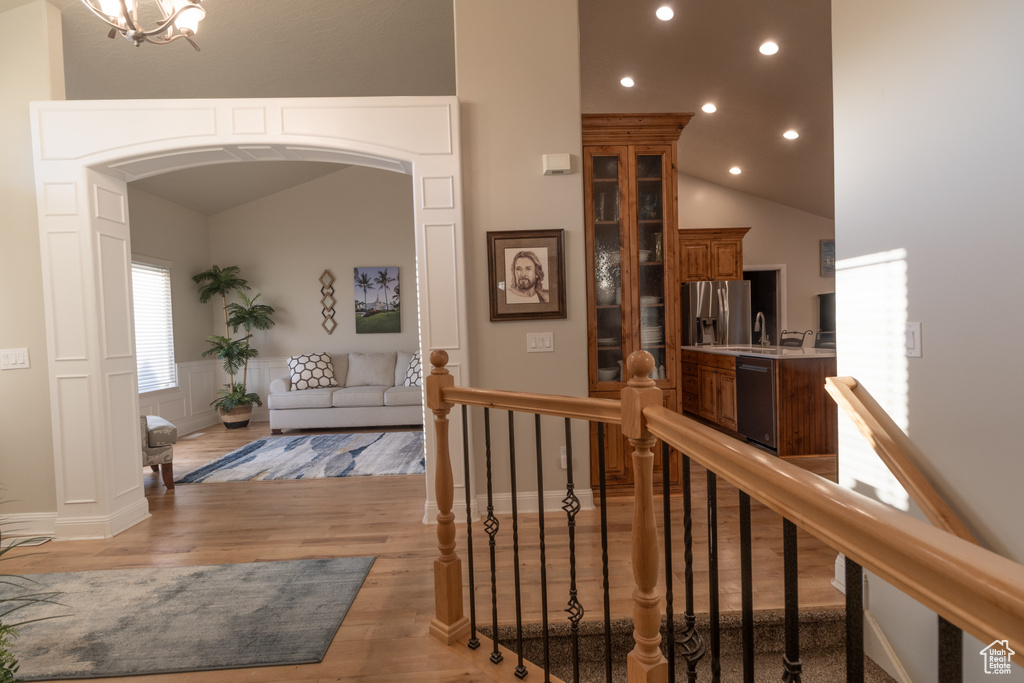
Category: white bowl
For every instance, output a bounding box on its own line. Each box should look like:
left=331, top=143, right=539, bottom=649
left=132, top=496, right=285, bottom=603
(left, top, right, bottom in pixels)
left=638, top=250, right=653, bottom=262
left=597, top=367, right=619, bottom=381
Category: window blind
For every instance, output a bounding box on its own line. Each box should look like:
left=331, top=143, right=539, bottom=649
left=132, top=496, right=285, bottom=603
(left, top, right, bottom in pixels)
left=132, top=261, right=177, bottom=393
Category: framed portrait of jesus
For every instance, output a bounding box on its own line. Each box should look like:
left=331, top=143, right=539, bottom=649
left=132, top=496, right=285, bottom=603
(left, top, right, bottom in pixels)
left=486, top=229, right=567, bottom=321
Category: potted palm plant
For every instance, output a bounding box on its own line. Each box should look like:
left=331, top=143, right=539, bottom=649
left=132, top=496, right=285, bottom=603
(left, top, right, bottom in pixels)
left=193, top=265, right=275, bottom=429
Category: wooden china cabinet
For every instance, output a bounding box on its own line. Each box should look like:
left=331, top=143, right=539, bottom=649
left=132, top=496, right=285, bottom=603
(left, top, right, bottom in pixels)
left=582, top=113, right=692, bottom=493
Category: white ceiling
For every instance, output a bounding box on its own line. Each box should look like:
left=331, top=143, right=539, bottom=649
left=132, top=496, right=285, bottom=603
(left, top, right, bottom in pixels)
left=15, top=0, right=833, bottom=218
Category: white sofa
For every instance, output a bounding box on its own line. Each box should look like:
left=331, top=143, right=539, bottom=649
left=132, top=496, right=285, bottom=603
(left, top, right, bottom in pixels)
left=268, top=351, right=423, bottom=434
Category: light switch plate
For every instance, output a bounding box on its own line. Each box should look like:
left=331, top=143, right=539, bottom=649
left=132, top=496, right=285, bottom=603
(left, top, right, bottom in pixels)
left=526, top=332, right=554, bottom=353
left=905, top=322, right=922, bottom=358
left=0, top=348, right=30, bottom=370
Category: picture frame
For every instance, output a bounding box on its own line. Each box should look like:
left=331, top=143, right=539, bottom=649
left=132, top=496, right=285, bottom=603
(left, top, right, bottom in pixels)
left=487, top=229, right=567, bottom=321
left=820, top=239, right=836, bottom=277
left=353, top=266, right=401, bottom=333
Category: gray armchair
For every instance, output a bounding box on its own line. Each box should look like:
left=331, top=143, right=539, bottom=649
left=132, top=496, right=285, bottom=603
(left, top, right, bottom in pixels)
left=141, top=415, right=177, bottom=489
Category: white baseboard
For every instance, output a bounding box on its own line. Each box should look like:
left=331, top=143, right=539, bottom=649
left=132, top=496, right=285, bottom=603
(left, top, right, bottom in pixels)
left=0, top=511, right=57, bottom=540
left=832, top=554, right=911, bottom=683
left=423, top=487, right=595, bottom=525
left=864, top=608, right=913, bottom=683
left=52, top=498, right=151, bottom=540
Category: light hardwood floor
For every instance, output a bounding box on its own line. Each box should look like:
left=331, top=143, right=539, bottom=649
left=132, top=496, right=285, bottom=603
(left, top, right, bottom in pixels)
left=7, top=423, right=844, bottom=682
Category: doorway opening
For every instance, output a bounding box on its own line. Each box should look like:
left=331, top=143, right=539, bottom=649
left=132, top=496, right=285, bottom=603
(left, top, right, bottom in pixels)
left=744, top=265, right=787, bottom=346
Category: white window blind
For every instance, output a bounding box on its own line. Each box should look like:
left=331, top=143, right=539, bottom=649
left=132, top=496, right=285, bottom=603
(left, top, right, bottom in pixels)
left=132, top=260, right=177, bottom=393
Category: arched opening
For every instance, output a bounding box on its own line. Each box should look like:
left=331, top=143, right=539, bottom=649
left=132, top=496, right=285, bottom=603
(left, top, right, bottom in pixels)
left=31, top=96, right=470, bottom=539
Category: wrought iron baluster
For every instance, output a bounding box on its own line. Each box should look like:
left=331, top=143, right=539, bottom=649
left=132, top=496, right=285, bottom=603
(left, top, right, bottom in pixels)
left=507, top=411, right=528, bottom=679
left=563, top=417, right=583, bottom=683
left=462, top=405, right=479, bottom=650
left=782, top=518, right=803, bottom=682
left=739, top=490, right=754, bottom=683
left=708, top=469, right=721, bottom=683
left=598, top=423, right=613, bottom=683
left=534, top=414, right=551, bottom=682
left=938, top=616, right=963, bottom=683
left=662, top=441, right=677, bottom=681
left=678, top=455, right=705, bottom=681
left=845, top=556, right=864, bottom=683
left=483, top=408, right=502, bottom=664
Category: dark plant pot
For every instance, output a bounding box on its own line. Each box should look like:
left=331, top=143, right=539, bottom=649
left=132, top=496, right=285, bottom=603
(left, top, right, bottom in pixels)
left=220, top=406, right=253, bottom=429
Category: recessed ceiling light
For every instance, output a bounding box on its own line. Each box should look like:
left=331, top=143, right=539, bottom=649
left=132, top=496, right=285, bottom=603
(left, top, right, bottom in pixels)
left=783, top=130, right=799, bottom=140
left=656, top=6, right=674, bottom=21
left=620, top=77, right=635, bottom=88
left=702, top=103, right=717, bottom=113
left=759, top=41, right=779, bottom=56
left=729, top=167, right=742, bottom=175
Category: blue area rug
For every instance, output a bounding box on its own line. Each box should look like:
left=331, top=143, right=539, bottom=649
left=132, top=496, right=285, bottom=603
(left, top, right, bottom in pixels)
left=177, top=430, right=425, bottom=483
left=5, top=557, right=375, bottom=680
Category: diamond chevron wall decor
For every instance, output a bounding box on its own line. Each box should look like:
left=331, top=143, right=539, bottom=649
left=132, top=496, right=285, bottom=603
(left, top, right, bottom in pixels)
left=320, top=269, right=336, bottom=334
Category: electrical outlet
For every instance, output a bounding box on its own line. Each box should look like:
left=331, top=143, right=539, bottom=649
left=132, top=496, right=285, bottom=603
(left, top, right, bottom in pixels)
left=560, top=446, right=567, bottom=469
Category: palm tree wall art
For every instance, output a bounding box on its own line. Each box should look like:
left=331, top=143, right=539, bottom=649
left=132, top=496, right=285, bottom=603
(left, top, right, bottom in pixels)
left=353, top=266, right=401, bottom=334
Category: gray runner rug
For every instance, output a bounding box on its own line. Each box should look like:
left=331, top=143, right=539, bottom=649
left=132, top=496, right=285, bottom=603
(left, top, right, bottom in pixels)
left=177, top=430, right=425, bottom=483
left=4, top=557, right=375, bottom=680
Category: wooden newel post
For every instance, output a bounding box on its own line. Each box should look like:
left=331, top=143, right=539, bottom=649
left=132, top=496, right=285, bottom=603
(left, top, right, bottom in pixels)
left=425, top=349, right=470, bottom=644
left=621, top=350, right=668, bottom=683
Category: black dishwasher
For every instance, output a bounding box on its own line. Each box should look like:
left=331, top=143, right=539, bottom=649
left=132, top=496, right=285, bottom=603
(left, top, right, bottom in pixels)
left=736, top=356, right=777, bottom=450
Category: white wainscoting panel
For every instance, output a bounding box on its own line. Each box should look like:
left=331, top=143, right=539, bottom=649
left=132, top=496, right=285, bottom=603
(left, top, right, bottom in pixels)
left=46, top=231, right=89, bottom=361
left=36, top=106, right=217, bottom=161
left=108, top=371, right=142, bottom=498
left=97, top=233, right=133, bottom=359
left=55, top=374, right=98, bottom=504
left=138, top=359, right=220, bottom=435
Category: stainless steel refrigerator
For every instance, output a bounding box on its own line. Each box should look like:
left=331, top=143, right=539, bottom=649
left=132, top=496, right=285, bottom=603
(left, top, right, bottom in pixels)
left=681, top=280, right=752, bottom=346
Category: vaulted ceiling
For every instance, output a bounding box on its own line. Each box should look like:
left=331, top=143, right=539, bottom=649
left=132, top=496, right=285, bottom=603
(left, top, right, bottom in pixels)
left=14, top=0, right=833, bottom=218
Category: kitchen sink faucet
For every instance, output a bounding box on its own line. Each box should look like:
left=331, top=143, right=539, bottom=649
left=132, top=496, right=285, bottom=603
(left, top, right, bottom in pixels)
left=755, top=311, right=769, bottom=347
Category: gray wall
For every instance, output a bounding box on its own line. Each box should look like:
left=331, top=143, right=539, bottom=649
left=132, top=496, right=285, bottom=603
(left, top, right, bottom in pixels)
left=833, top=0, right=1024, bottom=679
left=0, top=1, right=62, bottom=515
left=207, top=167, right=419, bottom=358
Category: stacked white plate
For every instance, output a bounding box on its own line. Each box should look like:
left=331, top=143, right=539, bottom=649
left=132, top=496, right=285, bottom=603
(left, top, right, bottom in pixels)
left=596, top=337, right=617, bottom=346
left=639, top=296, right=662, bottom=305
left=640, top=326, right=664, bottom=345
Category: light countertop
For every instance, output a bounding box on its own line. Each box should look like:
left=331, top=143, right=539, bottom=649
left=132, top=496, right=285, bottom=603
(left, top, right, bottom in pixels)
left=682, top=344, right=836, bottom=359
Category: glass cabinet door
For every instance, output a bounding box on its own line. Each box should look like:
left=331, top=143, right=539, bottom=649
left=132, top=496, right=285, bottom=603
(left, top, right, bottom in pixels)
left=633, top=150, right=670, bottom=385
left=587, top=149, right=628, bottom=387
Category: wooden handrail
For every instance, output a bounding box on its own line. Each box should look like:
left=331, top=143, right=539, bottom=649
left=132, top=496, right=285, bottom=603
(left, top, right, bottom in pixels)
left=443, top=386, right=623, bottom=424
left=824, top=376, right=979, bottom=544
left=644, top=404, right=1024, bottom=655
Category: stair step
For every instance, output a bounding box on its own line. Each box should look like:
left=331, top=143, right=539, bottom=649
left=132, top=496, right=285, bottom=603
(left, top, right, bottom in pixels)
left=482, top=609, right=896, bottom=682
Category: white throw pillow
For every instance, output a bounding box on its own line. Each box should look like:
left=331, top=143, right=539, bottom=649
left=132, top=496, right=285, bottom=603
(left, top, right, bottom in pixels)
left=345, top=352, right=397, bottom=387
left=404, top=351, right=423, bottom=387
left=287, top=353, right=337, bottom=391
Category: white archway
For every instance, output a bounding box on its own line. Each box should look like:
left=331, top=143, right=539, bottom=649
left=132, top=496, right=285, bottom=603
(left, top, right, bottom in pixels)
left=30, top=96, right=470, bottom=539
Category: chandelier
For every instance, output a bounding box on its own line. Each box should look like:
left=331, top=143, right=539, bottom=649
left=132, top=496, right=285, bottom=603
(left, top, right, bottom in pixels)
left=79, top=0, right=206, bottom=50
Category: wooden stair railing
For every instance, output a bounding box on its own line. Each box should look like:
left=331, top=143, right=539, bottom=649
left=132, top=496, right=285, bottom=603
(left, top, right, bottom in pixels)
left=426, top=348, right=1024, bottom=680
left=642, top=404, right=1024, bottom=656
left=824, top=375, right=978, bottom=543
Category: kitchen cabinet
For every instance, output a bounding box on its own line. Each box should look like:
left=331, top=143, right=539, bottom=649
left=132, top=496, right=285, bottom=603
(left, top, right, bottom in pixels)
left=680, top=349, right=698, bottom=414
left=678, top=227, right=750, bottom=282
left=583, top=113, right=692, bottom=493
left=696, top=352, right=737, bottom=431
left=682, top=347, right=838, bottom=456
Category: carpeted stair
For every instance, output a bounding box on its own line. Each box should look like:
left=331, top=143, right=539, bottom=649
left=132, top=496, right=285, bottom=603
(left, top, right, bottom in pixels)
left=483, top=609, right=896, bottom=682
